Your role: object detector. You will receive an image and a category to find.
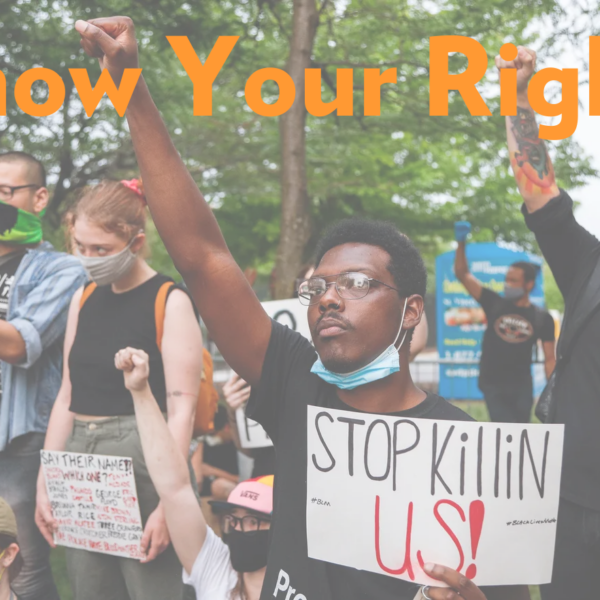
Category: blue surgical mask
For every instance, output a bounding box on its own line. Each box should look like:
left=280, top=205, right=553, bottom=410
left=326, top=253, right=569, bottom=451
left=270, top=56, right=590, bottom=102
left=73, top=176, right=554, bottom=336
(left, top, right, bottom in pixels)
left=310, top=299, right=408, bottom=390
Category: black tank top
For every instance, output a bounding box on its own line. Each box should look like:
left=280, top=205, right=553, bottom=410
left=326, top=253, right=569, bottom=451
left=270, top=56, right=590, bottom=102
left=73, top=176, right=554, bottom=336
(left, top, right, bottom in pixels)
left=69, top=274, right=178, bottom=416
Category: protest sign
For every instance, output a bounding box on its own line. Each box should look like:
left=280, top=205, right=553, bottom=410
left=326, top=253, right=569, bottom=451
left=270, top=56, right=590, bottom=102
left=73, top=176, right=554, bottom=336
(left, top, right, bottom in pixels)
left=262, top=298, right=311, bottom=342
left=236, top=407, right=273, bottom=449
left=41, top=450, right=144, bottom=560
left=306, top=406, right=564, bottom=586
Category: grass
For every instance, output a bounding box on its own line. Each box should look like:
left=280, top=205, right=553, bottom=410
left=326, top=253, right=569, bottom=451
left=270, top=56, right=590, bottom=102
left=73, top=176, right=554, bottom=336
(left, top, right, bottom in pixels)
left=50, top=547, right=72, bottom=600
left=49, top=401, right=542, bottom=600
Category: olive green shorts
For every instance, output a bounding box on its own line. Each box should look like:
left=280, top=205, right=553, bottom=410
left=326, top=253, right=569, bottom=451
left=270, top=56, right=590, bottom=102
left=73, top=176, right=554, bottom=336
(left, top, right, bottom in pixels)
left=64, top=415, right=185, bottom=600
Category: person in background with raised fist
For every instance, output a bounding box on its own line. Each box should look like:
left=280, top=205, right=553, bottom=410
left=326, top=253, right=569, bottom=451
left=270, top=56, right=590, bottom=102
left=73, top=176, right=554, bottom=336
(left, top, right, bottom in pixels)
left=498, top=45, right=600, bottom=598
left=453, top=219, right=555, bottom=423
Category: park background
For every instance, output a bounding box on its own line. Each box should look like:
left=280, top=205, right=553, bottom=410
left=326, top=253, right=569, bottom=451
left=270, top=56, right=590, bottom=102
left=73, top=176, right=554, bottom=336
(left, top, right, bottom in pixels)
left=3, top=0, right=600, bottom=598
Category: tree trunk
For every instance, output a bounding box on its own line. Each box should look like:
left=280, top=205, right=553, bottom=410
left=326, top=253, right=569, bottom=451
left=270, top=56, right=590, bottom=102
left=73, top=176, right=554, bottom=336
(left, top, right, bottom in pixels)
left=273, top=0, right=319, bottom=299
left=47, top=81, right=74, bottom=227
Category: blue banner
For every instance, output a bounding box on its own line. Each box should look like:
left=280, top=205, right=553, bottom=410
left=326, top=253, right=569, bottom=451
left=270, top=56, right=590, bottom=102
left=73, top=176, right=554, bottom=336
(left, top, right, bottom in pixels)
left=435, top=242, right=545, bottom=400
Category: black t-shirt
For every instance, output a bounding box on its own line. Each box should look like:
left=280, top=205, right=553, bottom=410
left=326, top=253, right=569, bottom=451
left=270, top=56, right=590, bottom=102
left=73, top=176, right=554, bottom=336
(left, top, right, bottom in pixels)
left=251, top=446, right=276, bottom=478
left=523, top=189, right=600, bottom=511
left=69, top=274, right=186, bottom=416
left=248, top=321, right=475, bottom=600
left=478, top=288, right=555, bottom=385
left=0, top=251, right=24, bottom=403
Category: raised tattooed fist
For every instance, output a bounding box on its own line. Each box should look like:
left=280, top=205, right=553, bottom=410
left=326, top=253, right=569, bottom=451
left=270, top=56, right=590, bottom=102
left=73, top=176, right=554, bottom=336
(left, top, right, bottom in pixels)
left=495, top=45, right=537, bottom=96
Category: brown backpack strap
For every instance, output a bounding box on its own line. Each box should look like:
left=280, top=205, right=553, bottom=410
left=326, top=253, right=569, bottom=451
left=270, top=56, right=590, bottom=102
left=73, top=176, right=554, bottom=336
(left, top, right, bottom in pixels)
left=155, top=281, right=175, bottom=351
left=79, top=282, right=98, bottom=309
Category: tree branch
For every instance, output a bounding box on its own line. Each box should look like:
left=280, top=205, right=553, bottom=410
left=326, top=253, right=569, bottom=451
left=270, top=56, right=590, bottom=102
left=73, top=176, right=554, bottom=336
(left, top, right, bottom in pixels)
left=313, top=59, right=426, bottom=71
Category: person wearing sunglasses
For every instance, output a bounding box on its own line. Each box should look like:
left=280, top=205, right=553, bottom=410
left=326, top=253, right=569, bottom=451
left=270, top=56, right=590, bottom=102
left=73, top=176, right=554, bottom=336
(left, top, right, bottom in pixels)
left=115, top=347, right=272, bottom=600
left=0, top=152, right=86, bottom=600
left=74, top=17, right=528, bottom=600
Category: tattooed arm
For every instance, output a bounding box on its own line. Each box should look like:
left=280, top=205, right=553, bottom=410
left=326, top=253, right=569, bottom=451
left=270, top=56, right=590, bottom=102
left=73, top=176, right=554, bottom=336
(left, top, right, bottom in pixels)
left=496, top=46, right=600, bottom=298
left=496, top=47, right=560, bottom=212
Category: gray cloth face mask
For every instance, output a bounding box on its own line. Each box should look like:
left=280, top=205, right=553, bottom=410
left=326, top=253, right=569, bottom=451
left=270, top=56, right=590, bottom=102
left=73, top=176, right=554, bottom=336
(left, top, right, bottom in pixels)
left=77, top=235, right=140, bottom=286
left=503, top=284, right=526, bottom=302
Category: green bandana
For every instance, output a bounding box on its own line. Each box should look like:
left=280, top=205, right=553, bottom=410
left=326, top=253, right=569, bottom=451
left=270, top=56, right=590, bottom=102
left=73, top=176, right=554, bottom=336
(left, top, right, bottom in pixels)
left=0, top=200, right=43, bottom=245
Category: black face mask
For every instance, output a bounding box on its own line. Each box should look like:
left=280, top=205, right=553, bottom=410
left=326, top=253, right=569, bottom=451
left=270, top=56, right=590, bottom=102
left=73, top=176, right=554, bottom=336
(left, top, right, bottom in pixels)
left=224, top=529, right=270, bottom=573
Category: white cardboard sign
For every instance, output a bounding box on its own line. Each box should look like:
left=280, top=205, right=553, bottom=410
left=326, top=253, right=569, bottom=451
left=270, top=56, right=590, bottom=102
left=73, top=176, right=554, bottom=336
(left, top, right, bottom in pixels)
left=306, top=407, right=564, bottom=586
left=262, top=298, right=311, bottom=342
left=41, top=450, right=144, bottom=560
left=236, top=407, right=273, bottom=449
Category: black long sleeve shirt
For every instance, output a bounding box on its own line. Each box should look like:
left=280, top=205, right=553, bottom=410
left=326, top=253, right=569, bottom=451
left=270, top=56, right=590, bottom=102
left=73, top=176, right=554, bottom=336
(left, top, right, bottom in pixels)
left=523, top=189, right=600, bottom=510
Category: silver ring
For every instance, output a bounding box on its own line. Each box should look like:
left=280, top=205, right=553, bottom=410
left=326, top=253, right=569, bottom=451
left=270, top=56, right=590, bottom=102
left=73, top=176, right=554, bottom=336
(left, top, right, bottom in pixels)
left=421, top=586, right=433, bottom=600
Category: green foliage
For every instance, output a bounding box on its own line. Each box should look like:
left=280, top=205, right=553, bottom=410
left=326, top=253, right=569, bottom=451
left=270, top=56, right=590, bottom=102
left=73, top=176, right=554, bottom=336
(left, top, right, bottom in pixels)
left=543, top=262, right=564, bottom=312
left=0, top=0, right=596, bottom=284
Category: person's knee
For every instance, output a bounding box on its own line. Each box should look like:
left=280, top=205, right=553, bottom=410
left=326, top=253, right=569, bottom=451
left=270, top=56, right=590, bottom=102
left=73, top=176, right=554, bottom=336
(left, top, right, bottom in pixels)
left=211, top=478, right=237, bottom=500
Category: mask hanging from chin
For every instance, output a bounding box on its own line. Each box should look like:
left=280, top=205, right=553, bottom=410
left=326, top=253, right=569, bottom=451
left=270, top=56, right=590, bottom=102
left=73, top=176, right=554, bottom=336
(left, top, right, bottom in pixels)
left=224, top=529, right=270, bottom=573
left=310, top=298, right=409, bottom=390
left=77, top=234, right=140, bottom=286
left=0, top=200, right=43, bottom=245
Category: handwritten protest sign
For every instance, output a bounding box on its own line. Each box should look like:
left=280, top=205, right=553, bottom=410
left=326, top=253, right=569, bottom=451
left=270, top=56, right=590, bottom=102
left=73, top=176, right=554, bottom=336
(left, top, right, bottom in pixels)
left=262, top=298, right=311, bottom=342
left=306, top=407, right=564, bottom=586
left=41, top=450, right=144, bottom=560
left=236, top=407, right=273, bottom=449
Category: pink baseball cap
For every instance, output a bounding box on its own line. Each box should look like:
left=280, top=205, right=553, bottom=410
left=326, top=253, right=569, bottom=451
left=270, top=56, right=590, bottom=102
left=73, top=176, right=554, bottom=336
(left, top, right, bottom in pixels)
left=209, top=475, right=274, bottom=516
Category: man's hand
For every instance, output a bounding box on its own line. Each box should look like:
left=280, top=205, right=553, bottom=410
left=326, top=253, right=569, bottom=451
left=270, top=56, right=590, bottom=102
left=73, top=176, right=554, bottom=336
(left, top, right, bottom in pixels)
left=115, top=347, right=150, bottom=393
left=140, top=505, right=171, bottom=563
left=422, top=563, right=487, bottom=600
left=454, top=221, right=471, bottom=243
left=495, top=46, right=536, bottom=99
left=223, top=372, right=252, bottom=411
left=74, top=17, right=139, bottom=85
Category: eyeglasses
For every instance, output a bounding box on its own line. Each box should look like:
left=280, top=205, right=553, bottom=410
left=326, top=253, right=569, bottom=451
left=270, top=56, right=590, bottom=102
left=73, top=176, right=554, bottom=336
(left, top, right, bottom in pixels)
left=297, top=272, right=399, bottom=306
left=221, top=514, right=270, bottom=536
left=0, top=184, right=41, bottom=201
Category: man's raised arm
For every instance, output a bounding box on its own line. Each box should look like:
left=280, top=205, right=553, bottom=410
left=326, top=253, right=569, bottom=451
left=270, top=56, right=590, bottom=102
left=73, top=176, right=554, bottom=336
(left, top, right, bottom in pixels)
left=74, top=17, right=271, bottom=384
left=453, top=221, right=483, bottom=301
left=496, top=47, right=560, bottom=213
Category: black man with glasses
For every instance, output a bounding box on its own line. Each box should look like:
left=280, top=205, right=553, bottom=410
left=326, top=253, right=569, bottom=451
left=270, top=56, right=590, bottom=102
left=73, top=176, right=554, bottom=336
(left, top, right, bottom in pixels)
left=85, top=15, right=530, bottom=600
left=0, top=151, right=85, bottom=600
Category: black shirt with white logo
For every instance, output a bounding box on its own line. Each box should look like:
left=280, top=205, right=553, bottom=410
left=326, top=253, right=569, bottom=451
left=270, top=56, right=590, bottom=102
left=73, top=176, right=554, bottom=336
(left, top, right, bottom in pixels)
left=0, top=251, right=24, bottom=403
left=478, top=288, right=554, bottom=385
left=248, top=320, right=476, bottom=600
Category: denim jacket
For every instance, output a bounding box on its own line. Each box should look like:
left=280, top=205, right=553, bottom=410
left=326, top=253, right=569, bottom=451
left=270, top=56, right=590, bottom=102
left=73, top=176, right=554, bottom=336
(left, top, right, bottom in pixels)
left=0, top=242, right=86, bottom=451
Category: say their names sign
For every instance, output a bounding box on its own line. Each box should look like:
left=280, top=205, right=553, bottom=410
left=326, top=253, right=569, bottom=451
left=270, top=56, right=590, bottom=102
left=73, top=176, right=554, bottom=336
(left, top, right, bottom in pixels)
left=41, top=450, right=144, bottom=560
left=306, top=407, right=564, bottom=586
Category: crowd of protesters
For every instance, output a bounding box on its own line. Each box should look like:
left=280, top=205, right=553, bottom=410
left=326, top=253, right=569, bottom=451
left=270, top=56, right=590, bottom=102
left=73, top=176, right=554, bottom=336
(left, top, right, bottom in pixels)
left=0, top=15, right=597, bottom=600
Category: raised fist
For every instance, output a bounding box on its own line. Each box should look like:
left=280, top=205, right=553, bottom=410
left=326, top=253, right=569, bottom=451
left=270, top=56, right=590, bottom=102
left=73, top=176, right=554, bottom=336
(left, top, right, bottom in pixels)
left=454, top=221, right=471, bottom=243
left=115, top=347, right=150, bottom=392
left=495, top=45, right=536, bottom=96
left=75, top=17, right=139, bottom=85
